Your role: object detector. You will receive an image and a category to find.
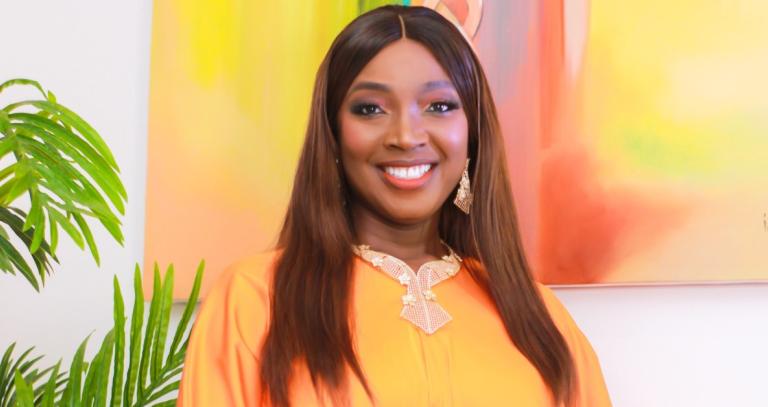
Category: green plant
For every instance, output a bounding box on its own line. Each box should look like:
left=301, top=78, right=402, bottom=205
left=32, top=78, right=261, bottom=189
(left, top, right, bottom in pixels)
left=11, top=263, right=204, bottom=407
left=0, top=78, right=126, bottom=290
left=0, top=344, right=65, bottom=407
left=0, top=79, right=203, bottom=405
left=6, top=263, right=203, bottom=406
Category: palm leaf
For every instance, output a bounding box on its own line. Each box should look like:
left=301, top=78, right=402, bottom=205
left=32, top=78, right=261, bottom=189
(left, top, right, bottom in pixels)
left=6, top=262, right=204, bottom=406
left=0, top=80, right=46, bottom=98
left=111, top=277, right=125, bottom=407
left=0, top=236, right=38, bottom=291
left=8, top=359, right=67, bottom=407
left=132, top=263, right=203, bottom=406
left=0, top=344, right=21, bottom=406
left=168, top=261, right=204, bottom=359
left=45, top=208, right=83, bottom=250
left=82, top=330, right=115, bottom=407
left=137, top=265, right=162, bottom=399
left=36, top=361, right=61, bottom=407
left=60, top=335, right=90, bottom=407
left=123, top=266, right=144, bottom=407
left=0, top=345, right=54, bottom=407
left=28, top=204, right=45, bottom=256
left=11, top=373, right=32, bottom=407
left=55, top=263, right=203, bottom=406
left=140, top=380, right=179, bottom=405
left=0, top=78, right=126, bottom=290
left=151, top=266, right=174, bottom=382
left=72, top=212, right=99, bottom=266
left=3, top=100, right=118, bottom=172
left=9, top=114, right=122, bottom=190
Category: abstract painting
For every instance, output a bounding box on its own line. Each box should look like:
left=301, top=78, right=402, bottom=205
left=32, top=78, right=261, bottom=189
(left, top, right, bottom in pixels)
left=146, top=0, right=768, bottom=298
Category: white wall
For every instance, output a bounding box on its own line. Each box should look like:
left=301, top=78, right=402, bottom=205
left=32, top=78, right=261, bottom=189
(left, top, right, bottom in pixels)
left=0, top=0, right=153, bottom=362
left=558, top=284, right=768, bottom=406
left=1, top=2, right=766, bottom=406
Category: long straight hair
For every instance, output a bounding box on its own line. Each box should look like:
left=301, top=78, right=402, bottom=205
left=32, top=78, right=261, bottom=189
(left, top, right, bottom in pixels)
left=259, top=5, right=575, bottom=406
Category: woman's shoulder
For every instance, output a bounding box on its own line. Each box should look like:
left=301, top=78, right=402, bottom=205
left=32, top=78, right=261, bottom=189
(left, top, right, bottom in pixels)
left=180, top=250, right=282, bottom=405
left=206, top=249, right=281, bottom=301
left=533, top=282, right=583, bottom=339
left=533, top=283, right=570, bottom=321
left=533, top=282, right=613, bottom=406
left=531, top=282, right=595, bottom=359
left=193, top=250, right=281, bottom=354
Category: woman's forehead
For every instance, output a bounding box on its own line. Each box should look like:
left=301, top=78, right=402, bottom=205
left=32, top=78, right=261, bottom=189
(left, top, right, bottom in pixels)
left=347, top=39, right=456, bottom=95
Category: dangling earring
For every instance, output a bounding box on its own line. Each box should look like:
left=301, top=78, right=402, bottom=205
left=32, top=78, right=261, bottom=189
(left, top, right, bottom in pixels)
left=453, top=158, right=473, bottom=214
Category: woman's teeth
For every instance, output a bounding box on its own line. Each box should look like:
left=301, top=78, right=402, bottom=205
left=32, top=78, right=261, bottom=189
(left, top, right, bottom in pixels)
left=384, top=164, right=432, bottom=180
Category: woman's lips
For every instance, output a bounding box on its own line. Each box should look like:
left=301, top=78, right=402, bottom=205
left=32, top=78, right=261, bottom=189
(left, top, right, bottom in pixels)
left=378, top=163, right=436, bottom=190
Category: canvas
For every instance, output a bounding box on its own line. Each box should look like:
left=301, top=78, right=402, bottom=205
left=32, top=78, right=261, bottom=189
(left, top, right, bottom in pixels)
left=145, top=0, right=768, bottom=298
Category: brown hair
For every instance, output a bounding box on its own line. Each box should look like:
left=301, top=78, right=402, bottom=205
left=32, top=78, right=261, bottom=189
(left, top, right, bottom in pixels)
left=260, top=5, right=575, bottom=406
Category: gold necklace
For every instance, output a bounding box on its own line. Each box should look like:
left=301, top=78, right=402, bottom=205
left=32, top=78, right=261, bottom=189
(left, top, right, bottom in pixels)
left=352, top=241, right=462, bottom=335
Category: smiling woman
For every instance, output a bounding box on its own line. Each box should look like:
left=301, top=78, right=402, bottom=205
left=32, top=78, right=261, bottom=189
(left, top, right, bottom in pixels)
left=178, top=5, right=611, bottom=407
left=339, top=38, right=468, bottom=229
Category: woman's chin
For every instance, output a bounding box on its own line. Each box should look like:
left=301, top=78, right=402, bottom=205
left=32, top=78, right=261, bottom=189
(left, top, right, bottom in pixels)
left=379, top=201, right=443, bottom=225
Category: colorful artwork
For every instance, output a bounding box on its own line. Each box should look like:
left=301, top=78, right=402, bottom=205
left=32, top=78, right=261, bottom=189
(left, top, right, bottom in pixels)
left=146, top=0, right=768, bottom=298
left=538, top=0, right=768, bottom=284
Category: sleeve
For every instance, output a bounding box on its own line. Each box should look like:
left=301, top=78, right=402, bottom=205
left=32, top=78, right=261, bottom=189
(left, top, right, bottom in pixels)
left=536, top=283, right=613, bottom=407
left=177, top=255, right=272, bottom=407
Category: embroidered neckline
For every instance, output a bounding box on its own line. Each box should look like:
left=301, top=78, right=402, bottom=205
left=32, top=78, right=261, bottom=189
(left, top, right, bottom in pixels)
left=352, top=241, right=462, bottom=335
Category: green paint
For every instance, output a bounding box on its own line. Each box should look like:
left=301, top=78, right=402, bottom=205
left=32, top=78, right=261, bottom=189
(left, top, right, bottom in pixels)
left=605, top=124, right=718, bottom=180
left=603, top=112, right=768, bottom=185
left=359, top=0, right=407, bottom=14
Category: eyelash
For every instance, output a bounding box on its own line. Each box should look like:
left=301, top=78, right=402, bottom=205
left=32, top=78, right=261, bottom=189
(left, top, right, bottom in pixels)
left=351, top=101, right=460, bottom=117
left=351, top=103, right=383, bottom=116
left=429, top=101, right=460, bottom=113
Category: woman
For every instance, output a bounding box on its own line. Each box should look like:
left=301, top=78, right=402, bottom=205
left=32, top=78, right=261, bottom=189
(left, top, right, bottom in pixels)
left=179, top=5, right=611, bottom=407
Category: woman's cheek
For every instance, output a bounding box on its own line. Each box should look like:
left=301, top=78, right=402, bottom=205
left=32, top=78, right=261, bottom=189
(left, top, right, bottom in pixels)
left=341, top=114, right=389, bottom=159
left=340, top=122, right=368, bottom=158
left=433, top=115, right=469, bottom=155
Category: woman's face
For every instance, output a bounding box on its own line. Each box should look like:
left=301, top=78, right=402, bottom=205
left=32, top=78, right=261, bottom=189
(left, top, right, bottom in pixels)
left=337, top=38, right=469, bottom=225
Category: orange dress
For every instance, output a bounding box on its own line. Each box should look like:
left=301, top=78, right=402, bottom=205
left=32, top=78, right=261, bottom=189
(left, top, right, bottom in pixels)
left=178, top=250, right=611, bottom=406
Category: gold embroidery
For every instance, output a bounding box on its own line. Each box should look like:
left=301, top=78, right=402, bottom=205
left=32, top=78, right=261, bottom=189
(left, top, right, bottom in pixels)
left=352, top=242, right=462, bottom=334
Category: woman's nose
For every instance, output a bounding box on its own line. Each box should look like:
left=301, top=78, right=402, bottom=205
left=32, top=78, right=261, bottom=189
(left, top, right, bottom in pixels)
left=385, top=108, right=427, bottom=150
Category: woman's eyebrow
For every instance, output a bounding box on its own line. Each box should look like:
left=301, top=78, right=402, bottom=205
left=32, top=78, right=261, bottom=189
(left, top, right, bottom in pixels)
left=421, top=80, right=454, bottom=91
left=348, top=81, right=390, bottom=93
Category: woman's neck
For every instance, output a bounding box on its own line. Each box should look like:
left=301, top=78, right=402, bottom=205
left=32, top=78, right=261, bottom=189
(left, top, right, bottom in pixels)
left=351, top=204, right=444, bottom=270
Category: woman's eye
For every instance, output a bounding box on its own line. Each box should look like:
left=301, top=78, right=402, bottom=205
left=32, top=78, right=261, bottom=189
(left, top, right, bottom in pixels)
left=351, top=103, right=383, bottom=117
left=427, top=101, right=460, bottom=113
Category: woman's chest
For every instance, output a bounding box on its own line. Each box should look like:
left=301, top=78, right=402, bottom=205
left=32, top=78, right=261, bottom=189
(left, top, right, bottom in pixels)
left=332, top=267, right=554, bottom=406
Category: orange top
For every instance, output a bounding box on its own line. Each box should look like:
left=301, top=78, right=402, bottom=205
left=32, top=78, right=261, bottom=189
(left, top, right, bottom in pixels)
left=178, top=251, right=611, bottom=406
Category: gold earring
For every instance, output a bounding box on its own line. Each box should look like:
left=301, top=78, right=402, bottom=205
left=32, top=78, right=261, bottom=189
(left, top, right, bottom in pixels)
left=453, top=158, right=472, bottom=214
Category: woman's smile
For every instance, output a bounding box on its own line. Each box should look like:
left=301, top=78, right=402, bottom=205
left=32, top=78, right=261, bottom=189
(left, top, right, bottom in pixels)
left=378, top=162, right=437, bottom=190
